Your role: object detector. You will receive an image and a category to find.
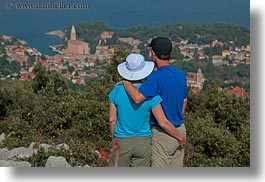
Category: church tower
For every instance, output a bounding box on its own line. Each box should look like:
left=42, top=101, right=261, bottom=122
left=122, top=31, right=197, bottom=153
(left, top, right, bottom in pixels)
left=197, top=68, right=205, bottom=89
left=66, top=25, right=90, bottom=56
left=70, top=25, right=76, bottom=40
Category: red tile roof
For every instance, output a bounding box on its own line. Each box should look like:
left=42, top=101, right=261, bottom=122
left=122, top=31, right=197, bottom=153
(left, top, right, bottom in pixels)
left=72, top=78, right=81, bottom=85
left=20, top=72, right=36, bottom=81
left=227, top=86, right=248, bottom=96
left=192, top=87, right=201, bottom=93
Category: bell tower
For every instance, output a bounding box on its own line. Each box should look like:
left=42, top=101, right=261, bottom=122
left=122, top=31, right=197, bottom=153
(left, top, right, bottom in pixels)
left=70, top=25, right=76, bottom=40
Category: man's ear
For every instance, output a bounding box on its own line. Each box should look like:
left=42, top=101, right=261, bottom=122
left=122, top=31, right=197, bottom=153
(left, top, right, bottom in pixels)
left=151, top=50, right=156, bottom=59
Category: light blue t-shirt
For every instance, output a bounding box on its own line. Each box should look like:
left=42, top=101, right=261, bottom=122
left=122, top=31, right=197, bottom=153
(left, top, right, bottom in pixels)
left=108, top=84, right=162, bottom=138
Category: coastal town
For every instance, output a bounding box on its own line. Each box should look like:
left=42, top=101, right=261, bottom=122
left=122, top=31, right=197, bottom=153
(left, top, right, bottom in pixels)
left=0, top=25, right=250, bottom=95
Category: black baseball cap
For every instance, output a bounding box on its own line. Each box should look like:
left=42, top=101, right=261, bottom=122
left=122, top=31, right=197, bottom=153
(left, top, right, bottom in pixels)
left=149, top=37, right=172, bottom=57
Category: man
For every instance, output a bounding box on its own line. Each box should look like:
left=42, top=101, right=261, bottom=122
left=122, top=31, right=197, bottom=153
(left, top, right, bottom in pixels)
left=122, top=37, right=188, bottom=167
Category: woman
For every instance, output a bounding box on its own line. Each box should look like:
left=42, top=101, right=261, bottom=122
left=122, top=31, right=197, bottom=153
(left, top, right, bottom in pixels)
left=108, top=53, right=184, bottom=167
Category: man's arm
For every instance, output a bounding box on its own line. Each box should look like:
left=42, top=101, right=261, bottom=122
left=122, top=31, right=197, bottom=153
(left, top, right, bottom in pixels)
left=122, top=80, right=145, bottom=104
left=109, top=103, right=117, bottom=139
left=182, top=98, right=188, bottom=114
left=152, top=104, right=186, bottom=146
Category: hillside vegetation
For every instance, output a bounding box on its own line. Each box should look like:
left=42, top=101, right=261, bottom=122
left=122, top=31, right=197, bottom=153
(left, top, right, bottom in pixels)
left=0, top=47, right=250, bottom=167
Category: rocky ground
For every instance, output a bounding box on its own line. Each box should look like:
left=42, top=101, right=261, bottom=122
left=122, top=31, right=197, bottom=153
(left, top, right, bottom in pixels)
left=0, top=133, right=92, bottom=167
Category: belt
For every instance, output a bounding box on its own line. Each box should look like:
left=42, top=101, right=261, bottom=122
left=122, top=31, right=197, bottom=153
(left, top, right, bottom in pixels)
left=152, top=123, right=183, bottom=131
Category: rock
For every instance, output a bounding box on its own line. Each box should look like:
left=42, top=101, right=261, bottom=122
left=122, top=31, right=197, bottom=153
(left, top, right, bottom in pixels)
left=56, top=143, right=69, bottom=151
left=29, top=142, right=36, bottom=149
left=8, top=147, right=34, bottom=159
left=28, top=142, right=39, bottom=154
left=0, top=141, right=74, bottom=167
left=0, top=148, right=9, bottom=160
left=83, top=164, right=91, bottom=167
left=0, top=160, right=31, bottom=167
left=40, top=143, right=51, bottom=152
left=0, top=133, right=6, bottom=143
left=45, top=156, right=71, bottom=167
left=7, top=131, right=16, bottom=137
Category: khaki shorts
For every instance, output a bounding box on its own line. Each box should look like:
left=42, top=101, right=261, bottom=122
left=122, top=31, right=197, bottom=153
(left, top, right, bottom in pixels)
left=112, top=136, right=151, bottom=167
left=151, top=124, right=186, bottom=167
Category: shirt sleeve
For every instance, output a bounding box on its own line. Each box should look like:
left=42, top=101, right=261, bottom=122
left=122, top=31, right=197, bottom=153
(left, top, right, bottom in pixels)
left=108, top=87, right=116, bottom=104
left=139, top=73, right=160, bottom=99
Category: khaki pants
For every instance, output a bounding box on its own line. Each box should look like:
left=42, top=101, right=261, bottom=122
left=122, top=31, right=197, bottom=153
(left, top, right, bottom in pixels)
left=112, top=136, right=151, bottom=167
left=151, top=124, right=186, bottom=167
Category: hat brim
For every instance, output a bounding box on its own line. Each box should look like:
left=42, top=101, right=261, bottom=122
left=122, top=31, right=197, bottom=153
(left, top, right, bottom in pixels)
left=117, top=61, right=154, bottom=81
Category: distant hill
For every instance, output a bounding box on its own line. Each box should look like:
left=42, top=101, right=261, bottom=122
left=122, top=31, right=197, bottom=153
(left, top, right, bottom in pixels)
left=61, top=22, right=249, bottom=55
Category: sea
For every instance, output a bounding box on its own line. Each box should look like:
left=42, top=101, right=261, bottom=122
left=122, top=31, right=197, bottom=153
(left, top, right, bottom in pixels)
left=0, top=0, right=250, bottom=55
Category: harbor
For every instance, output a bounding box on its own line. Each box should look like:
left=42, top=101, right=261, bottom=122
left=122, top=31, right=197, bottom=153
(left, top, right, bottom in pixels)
left=48, top=44, right=64, bottom=55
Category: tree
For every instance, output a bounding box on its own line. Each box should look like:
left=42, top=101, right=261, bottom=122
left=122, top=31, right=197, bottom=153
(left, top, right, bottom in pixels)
left=32, top=63, right=68, bottom=95
left=105, top=46, right=130, bottom=83
left=184, top=88, right=250, bottom=167
left=171, top=47, right=183, bottom=60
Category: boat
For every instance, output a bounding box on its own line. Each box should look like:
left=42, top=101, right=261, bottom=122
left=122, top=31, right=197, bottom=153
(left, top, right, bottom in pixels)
left=49, top=45, right=63, bottom=54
